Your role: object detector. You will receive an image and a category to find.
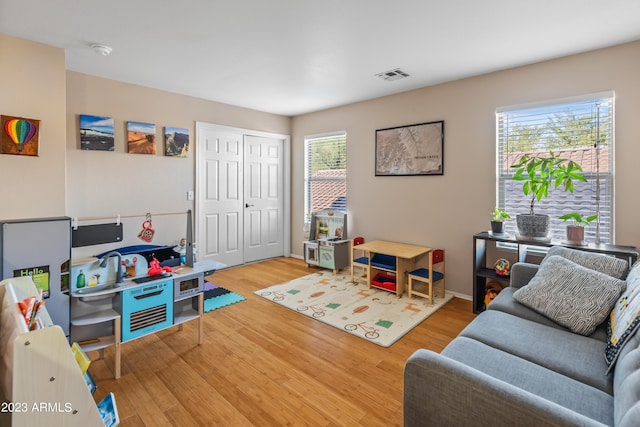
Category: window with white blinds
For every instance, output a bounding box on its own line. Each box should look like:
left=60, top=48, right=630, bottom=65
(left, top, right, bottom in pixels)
left=304, top=132, right=347, bottom=222
left=496, top=93, right=614, bottom=243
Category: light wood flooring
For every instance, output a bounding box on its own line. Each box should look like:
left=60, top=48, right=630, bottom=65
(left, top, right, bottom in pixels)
left=88, top=257, right=476, bottom=426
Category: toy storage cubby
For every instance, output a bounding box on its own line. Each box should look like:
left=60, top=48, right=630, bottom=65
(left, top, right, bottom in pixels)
left=70, top=296, right=121, bottom=380
left=369, top=254, right=398, bottom=292
left=0, top=277, right=104, bottom=427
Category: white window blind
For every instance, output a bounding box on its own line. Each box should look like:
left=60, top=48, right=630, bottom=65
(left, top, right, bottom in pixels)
left=304, top=132, right=347, bottom=222
left=496, top=93, right=614, bottom=243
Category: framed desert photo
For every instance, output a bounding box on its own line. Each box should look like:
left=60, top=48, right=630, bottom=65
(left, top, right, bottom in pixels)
left=80, top=114, right=114, bottom=151
left=164, top=126, right=189, bottom=157
left=127, top=121, right=156, bottom=154
left=375, top=120, right=444, bottom=176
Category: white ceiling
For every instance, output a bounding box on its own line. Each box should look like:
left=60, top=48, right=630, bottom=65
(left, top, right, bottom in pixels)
left=2, top=0, right=640, bottom=116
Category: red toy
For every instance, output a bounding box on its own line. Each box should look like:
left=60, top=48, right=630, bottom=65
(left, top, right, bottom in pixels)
left=147, top=258, right=172, bottom=276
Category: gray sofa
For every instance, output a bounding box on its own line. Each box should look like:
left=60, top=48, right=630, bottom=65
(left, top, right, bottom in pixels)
left=404, top=247, right=640, bottom=427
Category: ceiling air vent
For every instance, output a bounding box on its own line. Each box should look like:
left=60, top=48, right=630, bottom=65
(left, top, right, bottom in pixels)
left=375, top=68, right=410, bottom=82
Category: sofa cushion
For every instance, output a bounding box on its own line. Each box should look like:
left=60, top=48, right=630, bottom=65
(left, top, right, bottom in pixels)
left=488, top=287, right=609, bottom=342
left=613, top=344, right=640, bottom=427
left=606, top=261, right=640, bottom=372
left=442, top=336, right=614, bottom=425
left=459, top=310, right=612, bottom=394
left=513, top=255, right=626, bottom=336
left=544, top=245, right=629, bottom=279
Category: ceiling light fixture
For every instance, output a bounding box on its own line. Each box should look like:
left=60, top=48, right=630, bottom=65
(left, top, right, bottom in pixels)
left=91, top=43, right=112, bottom=56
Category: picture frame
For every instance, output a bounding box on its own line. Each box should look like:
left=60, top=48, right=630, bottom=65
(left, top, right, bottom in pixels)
left=80, top=114, right=114, bottom=151
left=375, top=120, right=444, bottom=176
left=164, top=126, right=189, bottom=157
left=1, top=115, right=40, bottom=156
left=127, top=121, right=156, bottom=154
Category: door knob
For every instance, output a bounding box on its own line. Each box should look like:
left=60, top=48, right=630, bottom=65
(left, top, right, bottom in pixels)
left=245, top=203, right=254, bottom=208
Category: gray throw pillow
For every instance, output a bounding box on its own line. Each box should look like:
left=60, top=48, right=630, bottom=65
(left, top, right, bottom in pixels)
left=514, top=255, right=627, bottom=336
left=544, top=246, right=628, bottom=279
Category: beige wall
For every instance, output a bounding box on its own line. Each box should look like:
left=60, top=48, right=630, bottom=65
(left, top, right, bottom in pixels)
left=3, top=31, right=639, bottom=298
left=291, top=40, right=640, bottom=298
left=0, top=33, right=290, bottom=258
left=0, top=34, right=67, bottom=218
left=65, top=72, right=291, bottom=257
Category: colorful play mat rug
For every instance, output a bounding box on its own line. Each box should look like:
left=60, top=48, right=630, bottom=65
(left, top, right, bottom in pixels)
left=255, top=270, right=453, bottom=347
left=204, top=282, right=245, bottom=313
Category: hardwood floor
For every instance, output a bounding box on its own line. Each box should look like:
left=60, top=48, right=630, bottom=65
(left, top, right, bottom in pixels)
left=88, top=257, right=476, bottom=426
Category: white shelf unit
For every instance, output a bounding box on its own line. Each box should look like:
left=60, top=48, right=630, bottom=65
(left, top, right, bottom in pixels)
left=173, top=293, right=203, bottom=325
left=173, top=293, right=204, bottom=344
left=70, top=307, right=121, bottom=379
left=0, top=277, right=104, bottom=427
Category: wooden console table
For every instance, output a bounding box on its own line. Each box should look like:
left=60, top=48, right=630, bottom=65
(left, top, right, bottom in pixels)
left=351, top=240, right=432, bottom=297
left=473, top=232, right=638, bottom=313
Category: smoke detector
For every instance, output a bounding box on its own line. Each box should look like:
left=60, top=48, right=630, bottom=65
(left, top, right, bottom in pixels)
left=91, top=43, right=113, bottom=56
left=375, top=68, right=410, bottom=82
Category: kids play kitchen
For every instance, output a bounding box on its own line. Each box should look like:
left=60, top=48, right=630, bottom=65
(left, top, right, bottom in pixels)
left=1, top=213, right=225, bottom=380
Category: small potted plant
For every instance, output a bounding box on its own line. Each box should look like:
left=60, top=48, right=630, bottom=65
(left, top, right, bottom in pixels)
left=511, top=151, right=587, bottom=240
left=558, top=212, right=598, bottom=245
left=491, top=207, right=510, bottom=234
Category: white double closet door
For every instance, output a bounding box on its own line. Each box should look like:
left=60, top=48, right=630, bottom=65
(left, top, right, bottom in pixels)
left=196, top=123, right=290, bottom=267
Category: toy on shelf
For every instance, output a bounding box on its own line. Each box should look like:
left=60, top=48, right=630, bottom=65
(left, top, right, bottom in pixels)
left=494, top=258, right=511, bottom=276
left=484, top=281, right=504, bottom=307
left=174, top=238, right=188, bottom=264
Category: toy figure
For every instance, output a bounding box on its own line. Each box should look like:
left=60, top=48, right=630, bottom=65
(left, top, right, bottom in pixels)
left=494, top=258, right=511, bottom=276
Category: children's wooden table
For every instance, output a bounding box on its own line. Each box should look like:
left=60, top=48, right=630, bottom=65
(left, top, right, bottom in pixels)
left=350, top=240, right=432, bottom=296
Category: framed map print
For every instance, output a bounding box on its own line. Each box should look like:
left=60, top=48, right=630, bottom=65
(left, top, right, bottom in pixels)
left=375, top=120, right=444, bottom=176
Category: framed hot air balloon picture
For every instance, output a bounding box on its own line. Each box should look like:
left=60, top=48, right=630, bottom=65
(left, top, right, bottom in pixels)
left=1, top=115, right=40, bottom=156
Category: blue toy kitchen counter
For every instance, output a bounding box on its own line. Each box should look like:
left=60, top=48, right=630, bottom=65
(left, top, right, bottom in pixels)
left=69, top=259, right=226, bottom=378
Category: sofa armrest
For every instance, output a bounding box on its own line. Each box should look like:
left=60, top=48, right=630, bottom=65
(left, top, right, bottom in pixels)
left=509, top=262, right=539, bottom=288
left=404, top=349, right=604, bottom=427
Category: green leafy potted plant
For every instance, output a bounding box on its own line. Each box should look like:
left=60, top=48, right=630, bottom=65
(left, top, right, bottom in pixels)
left=490, top=207, right=510, bottom=235
left=558, top=212, right=598, bottom=245
left=511, top=151, right=587, bottom=240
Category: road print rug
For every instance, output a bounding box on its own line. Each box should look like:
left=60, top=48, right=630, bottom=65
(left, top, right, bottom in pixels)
left=255, top=270, right=453, bottom=347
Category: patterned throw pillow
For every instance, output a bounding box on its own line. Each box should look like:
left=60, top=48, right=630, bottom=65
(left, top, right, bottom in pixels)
left=514, top=255, right=626, bottom=336
left=544, top=246, right=629, bottom=279
left=605, top=260, right=640, bottom=372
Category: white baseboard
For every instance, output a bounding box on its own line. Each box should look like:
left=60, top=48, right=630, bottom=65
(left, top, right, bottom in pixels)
left=446, top=290, right=472, bottom=301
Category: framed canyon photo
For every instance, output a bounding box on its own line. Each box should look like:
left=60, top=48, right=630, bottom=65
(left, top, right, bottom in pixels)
left=164, top=126, right=189, bottom=157
left=375, top=120, right=444, bottom=176
left=127, top=121, right=156, bottom=154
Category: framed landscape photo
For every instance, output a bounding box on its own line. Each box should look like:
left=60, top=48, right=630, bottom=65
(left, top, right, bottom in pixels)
left=80, top=114, right=114, bottom=151
left=164, top=126, right=189, bottom=157
left=375, top=120, right=444, bottom=176
left=127, top=121, right=156, bottom=154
